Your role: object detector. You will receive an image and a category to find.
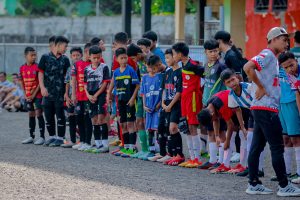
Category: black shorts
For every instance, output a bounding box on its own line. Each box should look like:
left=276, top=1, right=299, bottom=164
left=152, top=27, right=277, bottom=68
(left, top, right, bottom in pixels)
left=75, top=101, right=89, bottom=115
left=161, top=101, right=181, bottom=125
left=118, top=100, right=136, bottom=123
left=206, top=118, right=227, bottom=132
left=87, top=93, right=107, bottom=118
left=67, top=105, right=75, bottom=114
left=24, top=98, right=43, bottom=111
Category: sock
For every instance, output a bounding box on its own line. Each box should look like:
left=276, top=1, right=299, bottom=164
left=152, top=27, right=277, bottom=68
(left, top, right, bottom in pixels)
left=218, top=143, right=224, bottom=163
left=102, top=139, right=109, bottom=148
left=100, top=123, right=108, bottom=140
left=259, top=148, right=265, bottom=171
left=230, top=131, right=237, bottom=153
left=68, top=115, right=76, bottom=143
left=192, top=135, right=201, bottom=160
left=29, top=116, right=36, bottom=138
left=95, top=140, right=102, bottom=148
left=84, top=114, right=93, bottom=145
left=129, top=132, right=137, bottom=147
left=295, top=147, right=300, bottom=175
left=284, top=147, right=293, bottom=174
left=173, top=132, right=184, bottom=157
left=209, top=142, right=218, bottom=163
left=239, top=130, right=247, bottom=167
left=93, top=125, right=101, bottom=141
left=223, top=146, right=233, bottom=167
left=57, top=136, right=63, bottom=140
left=148, top=130, right=155, bottom=153
left=167, top=135, right=174, bottom=157
left=199, top=134, right=208, bottom=153
left=186, top=135, right=194, bottom=160
left=138, top=130, right=148, bottom=152
left=76, top=114, right=85, bottom=143
left=159, top=133, right=167, bottom=156
left=123, top=132, right=129, bottom=148
left=37, top=116, right=45, bottom=138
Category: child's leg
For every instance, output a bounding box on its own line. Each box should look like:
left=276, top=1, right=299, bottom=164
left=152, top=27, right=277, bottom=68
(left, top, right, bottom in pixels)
left=148, top=130, right=155, bottom=153
left=28, top=110, right=36, bottom=139
left=239, top=130, right=247, bottom=167
left=208, top=130, right=218, bottom=164
left=92, top=115, right=101, bottom=147
left=35, top=108, right=45, bottom=139
left=137, top=117, right=148, bottom=152
left=68, top=113, right=77, bottom=143
left=98, top=114, right=109, bottom=148
left=158, top=111, right=168, bottom=156
left=283, top=135, right=293, bottom=175
left=189, top=124, right=201, bottom=160
left=199, top=125, right=208, bottom=153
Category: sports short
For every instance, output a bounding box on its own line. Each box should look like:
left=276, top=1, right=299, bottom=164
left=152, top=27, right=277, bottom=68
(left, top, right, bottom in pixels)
left=136, top=96, right=145, bottom=118
left=24, top=98, right=43, bottom=111
left=145, top=110, right=159, bottom=130
left=279, top=101, right=300, bottom=136
left=86, top=93, right=107, bottom=118
left=118, top=100, right=136, bottom=123
left=75, top=101, right=89, bottom=115
left=206, top=118, right=227, bottom=132
left=162, top=101, right=181, bottom=124
left=181, top=91, right=202, bottom=125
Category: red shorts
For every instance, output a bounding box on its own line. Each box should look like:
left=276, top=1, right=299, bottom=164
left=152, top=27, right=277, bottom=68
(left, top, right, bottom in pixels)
left=181, top=91, right=202, bottom=125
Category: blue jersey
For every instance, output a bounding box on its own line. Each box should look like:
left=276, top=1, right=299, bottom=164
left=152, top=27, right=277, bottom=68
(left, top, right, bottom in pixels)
left=140, top=73, right=162, bottom=112
left=228, top=82, right=253, bottom=109
left=279, top=67, right=299, bottom=104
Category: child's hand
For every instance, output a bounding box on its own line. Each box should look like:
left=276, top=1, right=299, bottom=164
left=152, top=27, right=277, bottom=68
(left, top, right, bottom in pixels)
left=144, top=106, right=151, bottom=113
left=155, top=103, right=161, bottom=111
left=241, top=127, right=248, bottom=139
left=71, top=93, right=77, bottom=105
left=92, top=95, right=97, bottom=102
left=26, top=96, right=33, bottom=102
left=162, top=103, right=167, bottom=110
left=255, top=86, right=268, bottom=100
left=215, top=135, right=221, bottom=147
left=65, top=95, right=72, bottom=107
left=164, top=105, right=171, bottom=113
left=106, top=94, right=112, bottom=106
left=127, top=98, right=135, bottom=107
left=88, top=95, right=95, bottom=103
left=41, top=87, right=48, bottom=97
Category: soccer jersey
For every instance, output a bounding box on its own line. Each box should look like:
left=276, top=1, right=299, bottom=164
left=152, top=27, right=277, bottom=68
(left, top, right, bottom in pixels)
left=140, top=73, right=162, bottom=111
left=279, top=67, right=299, bottom=104
left=84, top=63, right=110, bottom=94
left=38, top=52, right=70, bottom=102
left=72, top=60, right=91, bottom=101
left=181, top=59, right=204, bottom=94
left=163, top=68, right=182, bottom=101
left=228, top=82, right=253, bottom=109
left=113, top=65, right=139, bottom=102
left=19, top=63, right=42, bottom=98
left=208, top=90, right=233, bottom=121
left=250, top=48, right=280, bottom=112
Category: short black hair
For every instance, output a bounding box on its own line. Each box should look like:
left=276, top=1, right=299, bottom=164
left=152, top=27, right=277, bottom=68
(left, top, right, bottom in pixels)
left=164, top=48, right=173, bottom=55
left=220, top=68, right=235, bottom=82
left=70, top=47, right=83, bottom=55
left=294, top=31, right=300, bottom=44
left=115, top=47, right=127, bottom=57
left=172, top=42, right=189, bottom=56
left=90, top=37, right=102, bottom=46
left=54, top=36, right=69, bottom=45
left=278, top=51, right=295, bottom=65
left=0, top=72, right=7, bottom=77
left=89, top=45, right=102, bottom=55
left=84, top=42, right=92, bottom=50
left=114, top=32, right=128, bottom=44
left=49, top=36, right=56, bottom=44
left=147, top=55, right=161, bottom=66
left=137, top=38, right=152, bottom=47
left=12, top=73, right=18, bottom=77
left=203, top=39, right=219, bottom=50
left=214, top=31, right=231, bottom=43
left=127, top=44, right=142, bottom=57
left=197, top=109, right=212, bottom=127
left=142, top=31, right=158, bottom=42
left=24, top=46, right=35, bottom=55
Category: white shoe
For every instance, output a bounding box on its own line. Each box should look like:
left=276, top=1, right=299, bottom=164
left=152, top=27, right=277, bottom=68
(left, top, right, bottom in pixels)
left=34, top=137, right=45, bottom=145
left=277, top=182, right=300, bottom=197
left=231, top=152, right=240, bottom=163
left=78, top=144, right=91, bottom=151
left=246, top=183, right=273, bottom=195
left=72, top=143, right=83, bottom=150
left=157, top=155, right=171, bottom=163
left=148, top=154, right=163, bottom=162
left=22, top=137, right=34, bottom=144
left=292, top=177, right=300, bottom=184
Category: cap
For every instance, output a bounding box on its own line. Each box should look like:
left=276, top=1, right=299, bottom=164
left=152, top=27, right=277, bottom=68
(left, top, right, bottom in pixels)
left=267, top=27, right=288, bottom=41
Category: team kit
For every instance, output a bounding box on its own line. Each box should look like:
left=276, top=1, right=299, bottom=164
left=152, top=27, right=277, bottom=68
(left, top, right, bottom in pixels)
left=18, top=28, right=300, bottom=196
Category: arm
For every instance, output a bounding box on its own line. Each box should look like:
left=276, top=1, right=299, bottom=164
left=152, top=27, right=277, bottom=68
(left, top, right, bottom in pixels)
left=128, top=84, right=140, bottom=107
left=84, top=84, right=94, bottom=103
left=142, top=94, right=151, bottom=113
left=106, top=75, right=114, bottom=104
left=165, top=92, right=181, bottom=112
left=38, top=71, right=48, bottom=97
left=64, top=83, right=72, bottom=107
left=93, top=82, right=108, bottom=99
left=71, top=76, right=77, bottom=104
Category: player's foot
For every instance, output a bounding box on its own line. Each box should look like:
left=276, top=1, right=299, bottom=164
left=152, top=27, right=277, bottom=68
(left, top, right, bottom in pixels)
left=277, top=182, right=300, bottom=197
left=148, top=154, right=163, bottom=162
left=178, top=159, right=193, bottom=167
left=49, top=139, right=64, bottom=147
left=97, top=146, right=109, bottom=153
left=78, top=144, right=92, bottom=151
left=22, top=137, right=34, bottom=144
left=228, top=164, right=246, bottom=174
left=201, top=151, right=210, bottom=159
left=130, top=151, right=144, bottom=158
left=292, top=176, right=300, bottom=184
left=34, top=137, right=45, bottom=145
left=113, top=148, right=127, bottom=156
left=236, top=168, right=249, bottom=177
left=168, top=155, right=185, bottom=166
left=210, top=163, right=231, bottom=174
left=198, top=161, right=215, bottom=170
left=111, top=148, right=121, bottom=155
left=83, top=146, right=97, bottom=153
left=72, top=142, right=83, bottom=150
left=246, top=183, right=273, bottom=195
left=44, top=138, right=56, bottom=146
left=157, top=155, right=172, bottom=163
left=185, top=158, right=202, bottom=168
left=61, top=142, right=75, bottom=148
left=140, top=152, right=155, bottom=161
left=109, top=139, right=121, bottom=146
left=230, top=152, right=240, bottom=163
left=208, top=162, right=221, bottom=170
left=121, top=149, right=137, bottom=158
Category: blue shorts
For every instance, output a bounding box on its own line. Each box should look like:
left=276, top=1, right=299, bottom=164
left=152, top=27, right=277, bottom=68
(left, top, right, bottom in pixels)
left=145, top=110, right=159, bottom=131
left=279, top=101, right=300, bottom=136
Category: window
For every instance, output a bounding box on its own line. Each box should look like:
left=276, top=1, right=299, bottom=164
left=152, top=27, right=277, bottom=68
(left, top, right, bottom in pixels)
left=273, top=0, right=287, bottom=11
left=255, top=0, right=269, bottom=12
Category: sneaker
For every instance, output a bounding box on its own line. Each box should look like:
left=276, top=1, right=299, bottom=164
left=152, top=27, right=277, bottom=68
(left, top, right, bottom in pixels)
left=164, top=156, right=176, bottom=165
left=185, top=158, right=202, bottom=168
left=34, top=137, right=45, bottom=145
left=178, top=160, right=193, bottom=167
left=130, top=151, right=145, bottom=158
left=201, top=151, right=210, bottom=159
left=246, top=183, right=273, bottom=195
left=109, top=139, right=121, bottom=146
left=72, top=142, right=84, bottom=150
left=198, top=161, right=215, bottom=170
left=237, top=168, right=249, bottom=177
left=292, top=177, right=300, bottom=184
left=98, top=146, right=109, bottom=153
left=84, top=146, right=97, bottom=153
left=114, top=148, right=127, bottom=156
left=148, top=154, right=163, bottom=162
left=277, top=182, right=300, bottom=197
left=121, top=149, right=137, bottom=158
left=44, top=138, right=56, bottom=146
left=140, top=152, right=155, bottom=161
left=228, top=164, right=246, bottom=174
left=271, top=173, right=293, bottom=182
left=78, top=144, right=92, bottom=151
left=168, top=155, right=185, bottom=166
left=61, top=142, right=75, bottom=148
left=137, top=151, right=150, bottom=159
left=157, top=155, right=172, bottom=163
left=230, top=152, right=240, bottom=163
left=208, top=162, right=221, bottom=170
left=49, top=139, right=64, bottom=147
left=289, top=174, right=299, bottom=181
left=210, top=163, right=231, bottom=174
left=22, top=137, right=34, bottom=144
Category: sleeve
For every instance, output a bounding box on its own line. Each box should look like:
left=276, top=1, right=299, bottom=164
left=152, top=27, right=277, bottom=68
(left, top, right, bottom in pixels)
left=71, top=64, right=77, bottom=77
left=250, top=50, right=272, bottom=72
left=63, top=57, right=71, bottom=75
left=38, top=55, right=47, bottom=73
left=185, top=62, right=205, bottom=76
left=65, top=68, right=71, bottom=84
left=103, top=65, right=111, bottom=82
left=83, top=68, right=88, bottom=83
left=228, top=93, right=239, bottom=108
left=131, top=68, right=140, bottom=85
left=176, top=70, right=183, bottom=93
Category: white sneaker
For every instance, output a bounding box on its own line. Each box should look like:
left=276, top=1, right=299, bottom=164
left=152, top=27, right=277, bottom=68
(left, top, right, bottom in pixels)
left=157, top=155, right=171, bottom=163
left=277, top=182, right=300, bottom=197
left=78, top=144, right=91, bottom=151
left=98, top=146, right=109, bottom=153
left=22, top=137, right=34, bottom=144
left=231, top=152, right=240, bottom=163
left=34, top=137, right=45, bottom=145
left=148, top=154, right=163, bottom=162
left=72, top=143, right=83, bottom=150
left=246, top=183, right=273, bottom=195
left=292, top=177, right=300, bottom=184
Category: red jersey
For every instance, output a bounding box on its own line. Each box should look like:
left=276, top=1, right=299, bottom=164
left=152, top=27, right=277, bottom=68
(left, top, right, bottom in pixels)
left=209, top=90, right=233, bottom=121
left=71, top=60, right=91, bottom=101
left=19, top=63, right=42, bottom=98
left=181, top=59, right=204, bottom=94
left=112, top=55, right=137, bottom=71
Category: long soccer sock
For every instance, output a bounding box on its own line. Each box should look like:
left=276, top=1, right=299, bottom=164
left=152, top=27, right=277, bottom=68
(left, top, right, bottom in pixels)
left=295, top=147, right=300, bottom=175
left=123, top=132, right=129, bottom=149
left=284, top=147, right=293, bottom=174
left=29, top=116, right=36, bottom=138
left=167, top=135, right=174, bottom=157
left=159, top=133, right=167, bottom=156
left=209, top=142, right=218, bottom=163
left=239, top=130, right=247, bottom=167
left=173, top=132, right=184, bottom=157
left=84, top=114, right=93, bottom=145
left=129, top=132, right=137, bottom=150
left=230, top=131, right=237, bottom=153
left=148, top=130, right=155, bottom=153
left=219, top=143, right=225, bottom=163
left=223, top=146, right=233, bottom=167
left=259, top=149, right=265, bottom=171
left=138, top=130, right=148, bottom=152
left=186, top=135, right=195, bottom=160
left=192, top=135, right=201, bottom=160
left=100, top=123, right=109, bottom=147
left=68, top=115, right=77, bottom=143
left=93, top=125, right=101, bottom=148
left=199, top=134, right=208, bottom=153
left=76, top=114, right=85, bottom=143
left=37, top=116, right=45, bottom=138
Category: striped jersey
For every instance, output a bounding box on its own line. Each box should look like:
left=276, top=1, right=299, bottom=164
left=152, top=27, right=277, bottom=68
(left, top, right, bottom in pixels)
left=228, top=82, right=253, bottom=109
